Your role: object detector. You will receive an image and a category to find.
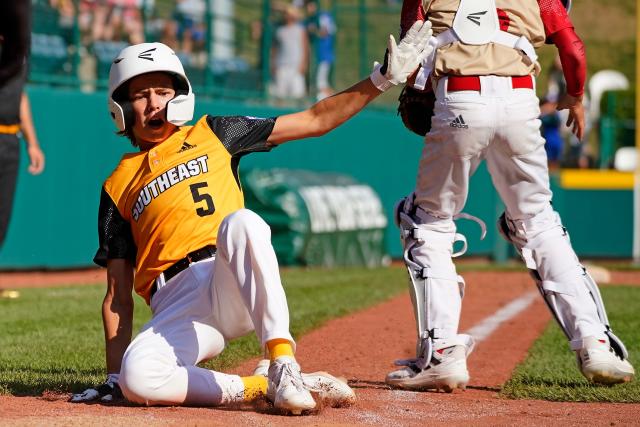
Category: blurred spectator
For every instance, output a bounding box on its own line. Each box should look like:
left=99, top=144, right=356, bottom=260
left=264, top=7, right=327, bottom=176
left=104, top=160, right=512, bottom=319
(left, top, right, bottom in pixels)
left=105, top=0, right=144, bottom=45
left=305, top=1, right=336, bottom=100
left=49, top=0, right=75, bottom=31
left=79, top=0, right=143, bottom=44
left=271, top=5, right=309, bottom=101
left=544, top=55, right=592, bottom=168
left=163, top=0, right=206, bottom=55
left=540, top=97, right=563, bottom=170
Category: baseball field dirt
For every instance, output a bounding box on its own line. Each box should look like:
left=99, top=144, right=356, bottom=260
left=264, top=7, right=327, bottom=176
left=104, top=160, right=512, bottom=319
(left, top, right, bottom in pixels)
left=1, top=269, right=639, bottom=425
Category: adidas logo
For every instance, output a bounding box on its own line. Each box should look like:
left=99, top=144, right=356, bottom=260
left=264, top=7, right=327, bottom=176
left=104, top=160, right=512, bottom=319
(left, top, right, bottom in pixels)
left=466, top=11, right=487, bottom=26
left=178, top=141, right=196, bottom=152
left=449, top=115, right=469, bottom=129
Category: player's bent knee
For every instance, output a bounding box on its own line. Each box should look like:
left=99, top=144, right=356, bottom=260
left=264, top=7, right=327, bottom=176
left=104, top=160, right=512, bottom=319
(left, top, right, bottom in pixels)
left=119, top=349, right=178, bottom=405
left=221, top=209, right=270, bottom=240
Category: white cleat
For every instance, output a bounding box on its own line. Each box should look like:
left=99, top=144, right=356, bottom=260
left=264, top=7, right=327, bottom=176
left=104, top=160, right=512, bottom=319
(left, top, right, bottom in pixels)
left=386, top=345, right=469, bottom=392
left=267, top=356, right=316, bottom=414
left=255, top=359, right=356, bottom=407
left=253, top=358, right=270, bottom=377
left=577, top=337, right=635, bottom=385
left=301, top=371, right=356, bottom=407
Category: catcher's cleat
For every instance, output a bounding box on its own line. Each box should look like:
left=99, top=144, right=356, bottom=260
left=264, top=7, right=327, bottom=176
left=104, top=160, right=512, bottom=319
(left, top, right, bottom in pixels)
left=386, top=345, right=469, bottom=392
left=267, top=356, right=316, bottom=414
left=577, top=336, right=635, bottom=385
left=255, top=359, right=356, bottom=407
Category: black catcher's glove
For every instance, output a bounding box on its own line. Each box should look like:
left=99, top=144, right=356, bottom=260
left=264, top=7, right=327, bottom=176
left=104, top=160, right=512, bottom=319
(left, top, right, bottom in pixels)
left=397, top=85, right=436, bottom=136
left=70, top=374, right=123, bottom=403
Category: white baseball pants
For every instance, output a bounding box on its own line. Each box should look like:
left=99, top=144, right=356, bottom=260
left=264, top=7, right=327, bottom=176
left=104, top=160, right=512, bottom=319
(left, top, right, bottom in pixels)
left=119, top=209, right=294, bottom=406
left=410, top=75, right=606, bottom=345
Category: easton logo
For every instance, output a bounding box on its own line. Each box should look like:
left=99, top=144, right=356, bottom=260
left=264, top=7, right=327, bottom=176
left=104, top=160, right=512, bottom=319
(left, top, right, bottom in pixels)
left=138, top=48, right=156, bottom=61
left=178, top=141, right=196, bottom=153
left=466, top=11, right=487, bottom=26
left=450, top=115, right=469, bottom=129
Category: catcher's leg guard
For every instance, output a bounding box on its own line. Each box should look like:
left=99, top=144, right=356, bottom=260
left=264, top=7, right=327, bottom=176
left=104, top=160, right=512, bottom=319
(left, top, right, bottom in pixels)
left=387, top=195, right=475, bottom=391
left=498, top=206, right=634, bottom=383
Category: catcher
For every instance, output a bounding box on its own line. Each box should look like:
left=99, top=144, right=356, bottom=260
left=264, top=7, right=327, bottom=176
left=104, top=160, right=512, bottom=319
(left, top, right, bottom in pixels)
left=71, top=20, right=435, bottom=414
left=389, top=0, right=635, bottom=392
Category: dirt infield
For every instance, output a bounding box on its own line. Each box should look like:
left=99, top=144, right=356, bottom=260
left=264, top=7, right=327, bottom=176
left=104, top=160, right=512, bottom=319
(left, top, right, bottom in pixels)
left=1, top=270, right=639, bottom=425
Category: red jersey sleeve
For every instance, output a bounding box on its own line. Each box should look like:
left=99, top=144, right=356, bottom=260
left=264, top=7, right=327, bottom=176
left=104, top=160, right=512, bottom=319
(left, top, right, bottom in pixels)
left=537, top=0, right=573, bottom=37
left=538, top=0, right=585, bottom=98
left=400, top=0, right=425, bottom=38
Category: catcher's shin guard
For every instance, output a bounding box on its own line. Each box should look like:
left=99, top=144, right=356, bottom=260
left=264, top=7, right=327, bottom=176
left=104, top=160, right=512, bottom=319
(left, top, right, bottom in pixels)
left=394, top=195, right=468, bottom=367
left=498, top=207, right=628, bottom=359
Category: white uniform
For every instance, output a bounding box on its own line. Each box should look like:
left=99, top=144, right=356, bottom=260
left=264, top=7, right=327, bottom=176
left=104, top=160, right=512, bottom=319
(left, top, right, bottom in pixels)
left=405, top=0, right=608, bottom=353
left=120, top=209, right=293, bottom=405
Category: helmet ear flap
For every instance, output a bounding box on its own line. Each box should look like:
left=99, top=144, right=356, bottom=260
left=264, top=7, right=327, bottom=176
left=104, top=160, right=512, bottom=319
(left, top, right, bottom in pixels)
left=108, top=99, right=126, bottom=131
left=121, top=101, right=135, bottom=131
left=108, top=99, right=135, bottom=132
left=166, top=92, right=195, bottom=126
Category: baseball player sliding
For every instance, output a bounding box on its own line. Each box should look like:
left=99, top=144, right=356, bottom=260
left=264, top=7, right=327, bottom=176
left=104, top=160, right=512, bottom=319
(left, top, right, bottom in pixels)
left=388, top=0, right=635, bottom=392
left=70, top=21, right=435, bottom=414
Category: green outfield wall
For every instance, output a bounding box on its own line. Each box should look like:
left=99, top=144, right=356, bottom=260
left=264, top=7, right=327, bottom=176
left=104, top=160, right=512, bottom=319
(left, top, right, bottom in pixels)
left=0, top=86, right=633, bottom=269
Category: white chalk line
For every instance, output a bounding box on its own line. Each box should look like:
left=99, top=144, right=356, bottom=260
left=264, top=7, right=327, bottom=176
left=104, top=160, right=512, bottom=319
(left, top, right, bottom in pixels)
left=463, top=291, right=538, bottom=342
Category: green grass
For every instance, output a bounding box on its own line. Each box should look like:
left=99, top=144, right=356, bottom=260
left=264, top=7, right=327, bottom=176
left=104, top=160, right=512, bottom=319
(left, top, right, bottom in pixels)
left=502, top=286, right=640, bottom=403
left=0, top=266, right=407, bottom=396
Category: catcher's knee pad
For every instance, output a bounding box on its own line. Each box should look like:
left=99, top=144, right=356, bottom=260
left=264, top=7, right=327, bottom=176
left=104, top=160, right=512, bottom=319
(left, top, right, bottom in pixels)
left=395, top=195, right=467, bottom=366
left=498, top=206, right=628, bottom=358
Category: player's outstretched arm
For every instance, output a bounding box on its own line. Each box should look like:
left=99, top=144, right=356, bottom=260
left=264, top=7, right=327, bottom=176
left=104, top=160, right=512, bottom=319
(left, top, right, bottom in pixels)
left=268, top=20, right=434, bottom=145
left=71, top=259, right=134, bottom=403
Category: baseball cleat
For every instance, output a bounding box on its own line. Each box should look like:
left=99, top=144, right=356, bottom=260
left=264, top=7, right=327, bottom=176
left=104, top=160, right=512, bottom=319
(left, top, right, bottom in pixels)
left=300, top=371, right=356, bottom=407
left=255, top=359, right=356, bottom=407
left=386, top=345, right=469, bottom=392
left=577, top=337, right=635, bottom=385
left=253, top=359, right=270, bottom=377
left=267, top=356, right=316, bottom=414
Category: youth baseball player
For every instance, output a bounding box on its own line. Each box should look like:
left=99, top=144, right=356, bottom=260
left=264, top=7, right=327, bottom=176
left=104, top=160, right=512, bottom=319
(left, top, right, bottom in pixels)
left=70, top=21, right=435, bottom=414
left=388, top=0, right=635, bottom=392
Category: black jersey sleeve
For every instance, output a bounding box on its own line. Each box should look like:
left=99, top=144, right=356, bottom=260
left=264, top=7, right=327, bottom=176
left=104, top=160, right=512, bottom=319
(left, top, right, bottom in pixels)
left=206, top=115, right=277, bottom=156
left=93, top=188, right=137, bottom=267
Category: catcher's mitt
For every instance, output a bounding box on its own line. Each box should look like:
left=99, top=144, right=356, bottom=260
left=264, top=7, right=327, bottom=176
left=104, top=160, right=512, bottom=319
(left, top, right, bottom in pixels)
left=397, top=85, right=435, bottom=136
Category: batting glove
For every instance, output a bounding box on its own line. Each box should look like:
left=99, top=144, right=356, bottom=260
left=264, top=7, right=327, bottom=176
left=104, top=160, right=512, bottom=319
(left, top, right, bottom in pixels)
left=70, top=373, right=123, bottom=403
left=370, top=20, right=434, bottom=92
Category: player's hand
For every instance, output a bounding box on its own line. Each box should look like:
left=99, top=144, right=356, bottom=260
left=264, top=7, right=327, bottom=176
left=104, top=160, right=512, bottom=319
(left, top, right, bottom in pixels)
left=370, top=20, right=434, bottom=91
left=70, top=374, right=123, bottom=403
left=26, top=143, right=45, bottom=175
left=556, top=94, right=585, bottom=140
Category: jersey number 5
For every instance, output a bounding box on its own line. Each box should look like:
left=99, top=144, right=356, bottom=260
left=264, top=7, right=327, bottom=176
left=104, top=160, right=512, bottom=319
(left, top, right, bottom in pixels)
left=189, top=182, right=215, bottom=217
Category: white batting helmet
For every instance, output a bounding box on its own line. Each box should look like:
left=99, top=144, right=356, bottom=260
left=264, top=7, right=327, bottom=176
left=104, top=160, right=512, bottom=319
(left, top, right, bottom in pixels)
left=108, top=42, right=195, bottom=131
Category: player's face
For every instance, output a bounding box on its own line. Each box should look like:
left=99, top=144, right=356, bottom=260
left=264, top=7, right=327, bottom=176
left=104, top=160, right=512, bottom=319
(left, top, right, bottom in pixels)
left=128, top=72, right=178, bottom=148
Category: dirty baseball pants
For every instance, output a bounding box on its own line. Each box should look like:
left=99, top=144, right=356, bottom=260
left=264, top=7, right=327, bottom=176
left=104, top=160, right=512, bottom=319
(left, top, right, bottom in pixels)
left=119, top=209, right=295, bottom=406
left=409, top=75, right=606, bottom=347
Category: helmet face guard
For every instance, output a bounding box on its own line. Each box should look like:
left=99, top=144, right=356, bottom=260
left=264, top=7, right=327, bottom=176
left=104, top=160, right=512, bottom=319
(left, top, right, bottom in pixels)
left=108, top=43, right=195, bottom=132
left=561, top=0, right=572, bottom=12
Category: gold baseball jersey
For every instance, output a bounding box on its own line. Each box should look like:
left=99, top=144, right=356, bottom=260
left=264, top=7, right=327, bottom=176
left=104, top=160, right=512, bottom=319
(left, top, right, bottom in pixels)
left=94, top=114, right=276, bottom=304
left=425, top=0, right=547, bottom=78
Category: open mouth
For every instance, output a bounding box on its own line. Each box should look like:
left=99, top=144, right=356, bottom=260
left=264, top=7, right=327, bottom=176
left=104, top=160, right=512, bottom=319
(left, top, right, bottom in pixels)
left=148, top=118, right=165, bottom=129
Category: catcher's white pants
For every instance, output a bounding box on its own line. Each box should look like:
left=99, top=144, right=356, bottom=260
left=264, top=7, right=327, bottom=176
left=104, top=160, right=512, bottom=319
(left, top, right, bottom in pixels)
left=119, top=209, right=294, bottom=406
left=411, top=75, right=605, bottom=343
